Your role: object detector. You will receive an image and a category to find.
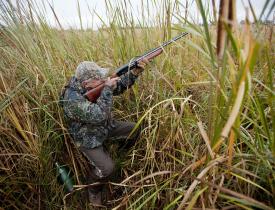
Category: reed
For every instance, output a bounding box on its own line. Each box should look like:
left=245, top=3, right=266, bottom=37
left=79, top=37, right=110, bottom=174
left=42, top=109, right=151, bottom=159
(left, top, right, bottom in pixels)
left=0, top=0, right=274, bottom=209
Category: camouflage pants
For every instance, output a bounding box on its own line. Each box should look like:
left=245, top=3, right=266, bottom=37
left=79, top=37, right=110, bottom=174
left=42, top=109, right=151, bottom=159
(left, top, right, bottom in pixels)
left=79, top=120, right=139, bottom=193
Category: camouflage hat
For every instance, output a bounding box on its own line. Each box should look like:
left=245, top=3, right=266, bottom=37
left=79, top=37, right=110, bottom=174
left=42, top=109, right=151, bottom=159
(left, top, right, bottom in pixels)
left=75, top=61, right=109, bottom=82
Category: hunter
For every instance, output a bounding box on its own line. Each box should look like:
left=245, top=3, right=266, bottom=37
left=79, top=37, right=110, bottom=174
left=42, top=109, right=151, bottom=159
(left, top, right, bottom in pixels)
left=60, top=60, right=148, bottom=206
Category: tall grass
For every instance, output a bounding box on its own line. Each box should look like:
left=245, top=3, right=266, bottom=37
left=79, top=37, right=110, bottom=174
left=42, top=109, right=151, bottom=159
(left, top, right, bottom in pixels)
left=0, top=0, right=274, bottom=209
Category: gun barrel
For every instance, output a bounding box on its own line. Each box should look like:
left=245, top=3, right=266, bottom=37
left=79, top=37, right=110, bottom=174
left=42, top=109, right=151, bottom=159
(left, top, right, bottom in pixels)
left=137, top=32, right=188, bottom=62
left=116, top=32, right=188, bottom=76
left=162, top=32, right=188, bottom=48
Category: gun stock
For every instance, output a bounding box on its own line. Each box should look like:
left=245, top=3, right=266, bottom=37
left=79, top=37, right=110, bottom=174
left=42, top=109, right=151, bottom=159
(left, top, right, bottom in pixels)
left=85, top=84, right=105, bottom=102
left=84, top=73, right=117, bottom=102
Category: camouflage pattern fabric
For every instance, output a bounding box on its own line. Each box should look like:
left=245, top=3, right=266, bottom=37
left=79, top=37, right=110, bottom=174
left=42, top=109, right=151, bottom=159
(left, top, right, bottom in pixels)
left=75, top=61, right=109, bottom=82
left=60, top=71, right=138, bottom=149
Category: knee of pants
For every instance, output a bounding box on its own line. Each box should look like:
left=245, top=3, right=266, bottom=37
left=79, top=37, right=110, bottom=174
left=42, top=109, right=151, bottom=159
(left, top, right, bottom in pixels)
left=94, top=160, right=115, bottom=179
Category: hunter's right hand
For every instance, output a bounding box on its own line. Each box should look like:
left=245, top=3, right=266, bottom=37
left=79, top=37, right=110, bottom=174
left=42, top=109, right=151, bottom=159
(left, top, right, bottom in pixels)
left=105, top=77, right=120, bottom=90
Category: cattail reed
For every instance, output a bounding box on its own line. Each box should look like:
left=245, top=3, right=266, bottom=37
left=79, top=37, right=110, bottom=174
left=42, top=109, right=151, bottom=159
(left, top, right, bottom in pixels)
left=0, top=0, right=274, bottom=209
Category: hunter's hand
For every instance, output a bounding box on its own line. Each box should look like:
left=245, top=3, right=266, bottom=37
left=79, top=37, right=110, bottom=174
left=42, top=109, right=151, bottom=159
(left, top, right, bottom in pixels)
left=132, top=58, right=150, bottom=76
left=105, top=77, right=120, bottom=90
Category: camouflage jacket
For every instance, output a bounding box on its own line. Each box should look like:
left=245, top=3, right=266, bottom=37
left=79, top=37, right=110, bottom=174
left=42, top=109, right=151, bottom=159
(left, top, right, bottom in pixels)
left=60, top=72, right=138, bottom=149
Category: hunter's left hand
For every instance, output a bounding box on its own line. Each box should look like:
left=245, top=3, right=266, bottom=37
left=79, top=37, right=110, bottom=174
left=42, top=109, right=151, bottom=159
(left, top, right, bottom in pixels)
left=132, top=58, right=150, bottom=76
left=137, top=58, right=150, bottom=69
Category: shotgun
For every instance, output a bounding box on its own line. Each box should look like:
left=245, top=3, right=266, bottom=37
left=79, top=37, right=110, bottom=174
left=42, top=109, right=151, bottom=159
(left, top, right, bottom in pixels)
left=84, top=32, right=188, bottom=102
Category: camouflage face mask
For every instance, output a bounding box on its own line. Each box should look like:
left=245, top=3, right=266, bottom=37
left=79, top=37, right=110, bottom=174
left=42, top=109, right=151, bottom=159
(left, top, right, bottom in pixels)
left=75, top=61, right=109, bottom=82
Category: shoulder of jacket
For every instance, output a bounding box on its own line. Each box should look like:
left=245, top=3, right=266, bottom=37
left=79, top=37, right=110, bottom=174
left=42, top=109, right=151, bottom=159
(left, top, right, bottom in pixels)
left=60, top=78, right=85, bottom=105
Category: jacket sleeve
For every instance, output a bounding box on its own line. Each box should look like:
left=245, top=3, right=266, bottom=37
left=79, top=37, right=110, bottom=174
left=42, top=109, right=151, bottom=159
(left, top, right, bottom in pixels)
left=113, top=71, right=138, bottom=96
left=63, top=86, right=113, bottom=125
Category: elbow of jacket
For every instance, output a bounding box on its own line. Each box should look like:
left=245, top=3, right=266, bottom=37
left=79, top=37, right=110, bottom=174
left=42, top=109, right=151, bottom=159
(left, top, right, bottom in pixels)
left=96, top=111, right=109, bottom=124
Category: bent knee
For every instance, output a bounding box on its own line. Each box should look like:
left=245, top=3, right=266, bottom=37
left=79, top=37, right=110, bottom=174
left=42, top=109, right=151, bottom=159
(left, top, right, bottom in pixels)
left=102, top=160, right=115, bottom=177
left=94, top=160, right=115, bottom=179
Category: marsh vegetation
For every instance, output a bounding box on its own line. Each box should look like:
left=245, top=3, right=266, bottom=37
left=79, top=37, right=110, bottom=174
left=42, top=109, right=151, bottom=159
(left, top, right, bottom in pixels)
left=0, top=0, right=274, bottom=209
